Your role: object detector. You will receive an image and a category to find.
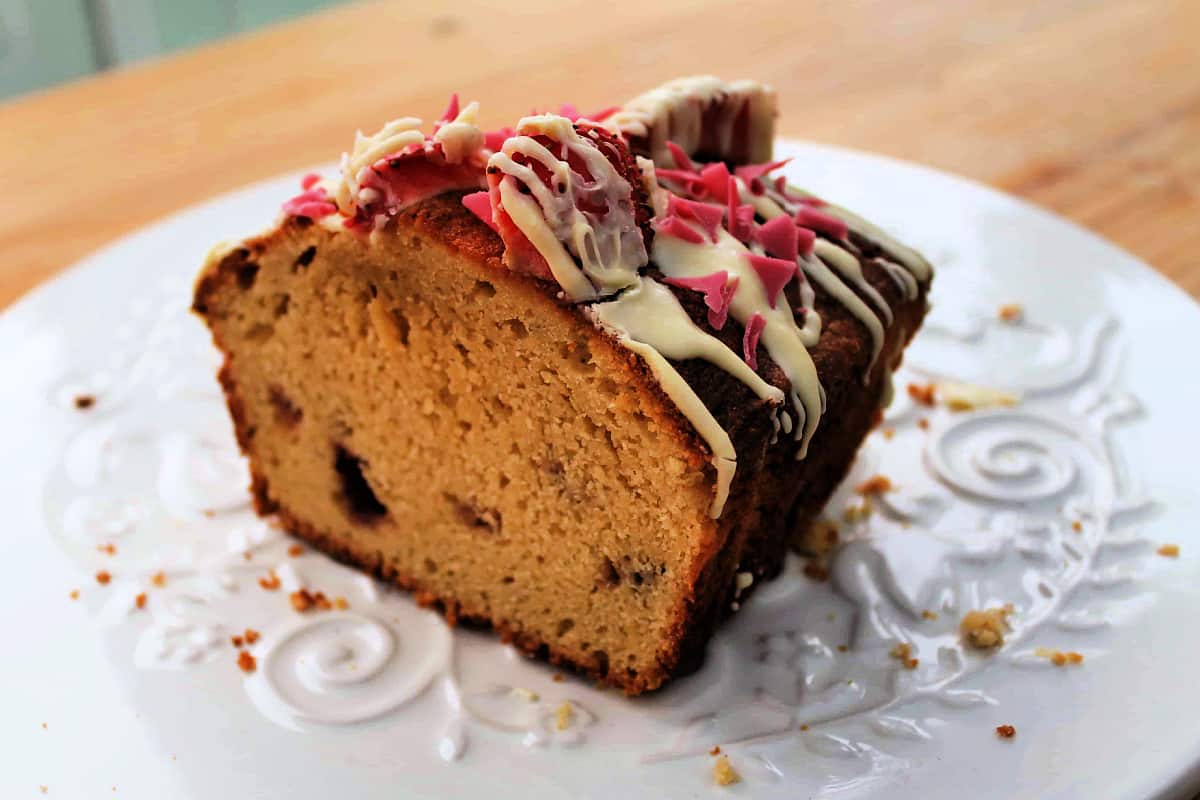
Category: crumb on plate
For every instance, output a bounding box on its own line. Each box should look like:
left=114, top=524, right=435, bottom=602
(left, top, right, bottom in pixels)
left=555, top=701, right=573, bottom=730
left=997, top=304, right=1023, bottom=322
left=907, top=382, right=936, bottom=406
left=996, top=724, right=1016, bottom=739
left=1157, top=544, right=1180, bottom=558
left=961, top=605, right=1013, bottom=649
left=713, top=754, right=740, bottom=786
left=287, top=544, right=304, bottom=557
left=1034, top=647, right=1084, bottom=666
left=258, top=570, right=281, bottom=591
left=856, top=474, right=893, bottom=496
left=922, top=609, right=938, bottom=620
left=97, top=543, right=116, bottom=556
left=889, top=642, right=919, bottom=670
left=151, top=571, right=167, bottom=587
left=95, top=570, right=111, bottom=586
left=244, top=628, right=260, bottom=645
left=135, top=592, right=147, bottom=610
left=69, top=589, right=80, bottom=601
left=73, top=394, right=95, bottom=410
left=237, top=650, right=256, bottom=674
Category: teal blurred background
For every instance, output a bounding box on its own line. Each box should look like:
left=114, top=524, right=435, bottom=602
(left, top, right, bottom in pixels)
left=0, top=0, right=350, bottom=101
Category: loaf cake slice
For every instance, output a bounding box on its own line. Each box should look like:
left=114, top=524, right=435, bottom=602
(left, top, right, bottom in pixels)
left=193, top=77, right=932, bottom=694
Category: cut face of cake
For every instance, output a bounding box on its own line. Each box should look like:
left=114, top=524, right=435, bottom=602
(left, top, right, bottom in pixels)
left=193, top=77, right=932, bottom=694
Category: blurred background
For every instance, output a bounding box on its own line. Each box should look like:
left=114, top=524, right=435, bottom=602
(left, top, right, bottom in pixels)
left=1, top=0, right=346, bottom=100
left=0, top=0, right=1196, bottom=309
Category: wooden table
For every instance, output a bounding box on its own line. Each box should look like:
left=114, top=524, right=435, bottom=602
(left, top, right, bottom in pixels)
left=1, top=0, right=1197, bottom=310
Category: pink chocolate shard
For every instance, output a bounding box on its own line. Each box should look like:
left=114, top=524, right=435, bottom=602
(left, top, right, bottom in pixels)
left=746, top=253, right=796, bottom=308
left=795, top=206, right=848, bottom=240
left=663, top=271, right=739, bottom=330
left=743, top=312, right=767, bottom=370
left=756, top=215, right=799, bottom=261
left=461, top=191, right=499, bottom=233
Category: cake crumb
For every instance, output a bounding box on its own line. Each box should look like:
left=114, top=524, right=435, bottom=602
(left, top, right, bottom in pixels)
left=1157, top=544, right=1180, bottom=558
left=1034, top=647, right=1084, bottom=666
left=237, top=650, right=256, bottom=674
left=856, top=474, right=893, bottom=495
left=889, top=642, right=919, bottom=670
left=42, top=722, right=47, bottom=729
left=151, top=571, right=167, bottom=587
left=97, top=543, right=117, bottom=556
left=709, top=745, right=721, bottom=755
left=334, top=596, right=350, bottom=610
left=511, top=687, right=539, bottom=702
left=837, top=644, right=848, bottom=652
left=800, top=724, right=810, bottom=731
left=313, top=591, right=333, bottom=611
left=802, top=560, right=830, bottom=582
left=69, top=589, right=80, bottom=601
left=243, top=551, right=253, bottom=561
left=202, top=509, right=216, bottom=518
left=1071, top=520, right=1083, bottom=532
left=287, top=544, right=304, bottom=557
left=712, top=754, right=740, bottom=786
left=793, top=518, right=839, bottom=557
left=555, top=701, right=573, bottom=730
left=552, top=673, right=565, bottom=683
left=244, top=628, right=260, bottom=645
left=231, top=635, right=244, bottom=648
left=939, top=380, right=1019, bottom=412
left=922, top=609, right=939, bottom=620
left=907, top=382, right=936, bottom=406
left=289, top=589, right=313, bottom=612
left=997, top=304, right=1024, bottom=322
left=73, top=394, right=95, bottom=410
left=842, top=498, right=873, bottom=524
left=961, top=605, right=1013, bottom=649
left=917, top=418, right=930, bottom=430
left=258, top=570, right=281, bottom=591
left=881, top=427, right=895, bottom=440
left=95, top=571, right=111, bottom=586
left=996, top=724, right=1016, bottom=739
left=135, top=593, right=147, bottom=610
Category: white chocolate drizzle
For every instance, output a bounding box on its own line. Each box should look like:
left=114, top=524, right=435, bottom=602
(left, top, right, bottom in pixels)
left=589, top=278, right=783, bottom=517
left=606, top=76, right=777, bottom=166
left=488, top=115, right=647, bottom=300
left=336, top=118, right=426, bottom=212
left=433, top=101, right=484, bottom=164
left=652, top=226, right=824, bottom=458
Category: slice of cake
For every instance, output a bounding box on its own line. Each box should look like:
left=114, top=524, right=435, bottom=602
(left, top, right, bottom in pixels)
left=193, top=77, right=931, bottom=694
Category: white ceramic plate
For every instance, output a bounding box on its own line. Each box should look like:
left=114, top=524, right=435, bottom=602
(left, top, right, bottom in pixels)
left=4, top=141, right=1200, bottom=799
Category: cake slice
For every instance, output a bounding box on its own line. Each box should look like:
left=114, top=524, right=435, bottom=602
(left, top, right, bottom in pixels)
left=193, top=78, right=931, bottom=694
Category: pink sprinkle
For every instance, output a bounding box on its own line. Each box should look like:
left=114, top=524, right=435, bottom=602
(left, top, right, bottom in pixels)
left=757, top=216, right=799, bottom=261
left=484, top=127, right=515, bottom=152
left=558, top=103, right=581, bottom=121
left=654, top=214, right=706, bottom=244
left=668, top=194, right=724, bottom=242
left=747, top=253, right=796, bottom=308
left=654, top=168, right=708, bottom=197
left=795, top=206, right=848, bottom=240
left=795, top=226, right=816, bottom=256
left=666, top=141, right=695, bottom=172
left=664, top=272, right=739, bottom=330
left=461, top=191, right=498, bottom=233
left=439, top=93, right=460, bottom=125
left=300, top=173, right=321, bottom=191
left=724, top=177, right=755, bottom=241
left=699, top=162, right=732, bottom=203
left=743, top=313, right=767, bottom=370
left=735, top=159, right=792, bottom=193
left=282, top=187, right=336, bottom=219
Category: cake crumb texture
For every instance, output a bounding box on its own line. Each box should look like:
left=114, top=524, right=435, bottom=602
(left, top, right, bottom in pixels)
left=961, top=605, right=1013, bottom=649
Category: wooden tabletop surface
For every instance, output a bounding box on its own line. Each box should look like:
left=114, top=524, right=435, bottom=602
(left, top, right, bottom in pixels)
left=1, top=0, right=1197, bottom=310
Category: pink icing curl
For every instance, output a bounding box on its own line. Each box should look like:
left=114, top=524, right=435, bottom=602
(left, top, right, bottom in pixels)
left=666, top=194, right=725, bottom=243
left=795, top=206, right=848, bottom=240
left=757, top=215, right=799, bottom=261
left=461, top=191, right=499, bottom=233
left=663, top=271, right=739, bottom=330
left=734, top=158, right=791, bottom=194
left=746, top=253, right=797, bottom=309
left=282, top=187, right=337, bottom=219
left=743, top=313, right=767, bottom=370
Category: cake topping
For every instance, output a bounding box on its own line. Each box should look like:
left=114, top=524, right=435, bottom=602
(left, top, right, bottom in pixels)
left=273, top=77, right=933, bottom=520
left=486, top=115, right=650, bottom=299
left=606, top=75, right=777, bottom=166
